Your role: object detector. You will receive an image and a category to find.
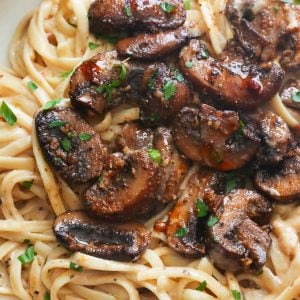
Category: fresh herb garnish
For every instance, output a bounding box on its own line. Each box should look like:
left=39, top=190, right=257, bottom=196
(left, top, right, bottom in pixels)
left=183, top=0, right=191, bottom=10
left=200, top=49, right=209, bottom=59
left=162, top=81, right=176, bottom=101
left=292, top=91, right=300, bottom=103
left=147, top=69, right=159, bottom=90
left=207, top=215, right=218, bottom=227
left=175, top=227, right=187, bottom=237
left=196, top=280, right=207, bottom=291
left=124, top=5, right=133, bottom=16
left=18, top=245, right=35, bottom=264
left=27, top=81, right=38, bottom=91
left=225, top=172, right=237, bottom=193
left=211, top=150, right=223, bottom=164
left=69, top=262, right=83, bottom=272
left=116, top=64, right=127, bottom=81
left=237, top=119, right=246, bottom=136
left=43, top=98, right=62, bottom=110
left=88, top=42, right=99, bottom=50
left=294, top=0, right=300, bottom=4
left=160, top=2, right=175, bottom=13
left=196, top=199, right=208, bottom=218
left=49, top=120, right=66, bottom=128
left=79, top=133, right=92, bottom=141
left=175, top=72, right=184, bottom=82
left=148, top=148, right=162, bottom=164
left=59, top=70, right=73, bottom=79
left=231, top=289, right=241, bottom=300
left=61, top=138, right=72, bottom=152
left=0, top=101, right=17, bottom=126
left=185, top=61, right=194, bottom=68
left=21, top=180, right=34, bottom=191
left=44, top=291, right=51, bottom=300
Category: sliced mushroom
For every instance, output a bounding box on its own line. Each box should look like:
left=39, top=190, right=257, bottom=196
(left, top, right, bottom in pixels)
left=53, top=210, right=151, bottom=261
left=153, top=128, right=189, bottom=203
left=179, top=39, right=284, bottom=110
left=255, top=147, right=300, bottom=203
left=116, top=27, right=190, bottom=60
left=69, top=51, right=142, bottom=115
left=83, top=149, right=161, bottom=221
left=140, top=63, right=192, bottom=125
left=280, top=79, right=300, bottom=110
left=166, top=170, right=221, bottom=257
left=204, top=189, right=272, bottom=272
left=35, top=107, right=105, bottom=185
left=88, top=0, right=186, bottom=35
left=173, top=104, right=259, bottom=171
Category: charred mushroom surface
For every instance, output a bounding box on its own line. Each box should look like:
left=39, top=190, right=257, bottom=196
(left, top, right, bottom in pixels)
left=179, top=39, right=284, bottom=110
left=35, top=107, right=105, bottom=185
left=54, top=210, right=151, bottom=261
left=204, top=189, right=272, bottom=272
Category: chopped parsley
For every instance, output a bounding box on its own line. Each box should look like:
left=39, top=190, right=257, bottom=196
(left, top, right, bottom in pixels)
left=196, top=199, right=208, bottom=218
left=160, top=2, right=175, bottom=13
left=61, top=137, right=72, bottom=152
left=79, top=133, right=92, bottom=141
left=21, top=180, right=34, bottom=191
left=175, top=71, right=184, bottom=82
left=0, top=101, right=17, bottom=126
left=231, top=289, right=241, bottom=300
left=207, top=215, right=218, bottom=227
left=292, top=91, right=300, bottom=103
left=200, top=49, right=209, bottom=59
left=148, top=148, right=162, bottom=164
left=147, top=69, right=159, bottom=90
left=196, top=280, right=207, bottom=291
left=237, top=119, right=246, bottom=136
left=69, top=262, right=83, bottom=272
left=211, top=150, right=223, bottom=164
left=44, top=291, right=51, bottom=300
left=59, top=69, right=73, bottom=79
left=49, top=120, right=66, bottom=128
left=88, top=42, right=99, bottom=50
left=185, top=61, right=194, bottom=68
left=175, top=227, right=187, bottom=237
left=18, top=245, right=35, bottom=264
left=183, top=0, right=191, bottom=10
left=27, top=81, right=38, bottom=91
left=162, top=81, right=176, bottom=101
left=124, top=5, right=133, bottom=16
left=43, top=98, right=62, bottom=110
left=225, top=172, right=237, bottom=193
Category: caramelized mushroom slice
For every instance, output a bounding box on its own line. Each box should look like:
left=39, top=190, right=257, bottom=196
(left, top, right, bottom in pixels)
left=166, top=170, right=220, bottom=257
left=173, top=105, right=259, bottom=171
left=140, top=63, right=192, bottom=125
left=116, top=27, right=190, bottom=60
left=280, top=79, right=300, bottom=110
left=54, top=210, right=151, bottom=261
left=154, top=128, right=189, bottom=203
left=179, top=39, right=284, bottom=110
left=204, top=189, right=272, bottom=272
left=35, top=107, right=105, bottom=185
left=83, top=149, right=161, bottom=220
left=255, top=147, right=300, bottom=203
left=88, top=0, right=186, bottom=35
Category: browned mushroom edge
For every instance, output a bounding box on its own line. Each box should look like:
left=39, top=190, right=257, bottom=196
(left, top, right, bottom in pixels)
left=53, top=210, right=151, bottom=261
left=204, top=189, right=272, bottom=273
left=35, top=107, right=105, bottom=185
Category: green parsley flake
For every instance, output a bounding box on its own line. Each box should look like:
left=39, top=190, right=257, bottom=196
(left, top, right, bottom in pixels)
left=49, top=120, right=66, bottom=128
left=196, top=199, right=208, bottom=218
left=18, top=245, right=35, bottom=264
left=88, top=42, right=99, bottom=50
left=207, top=215, right=218, bottom=227
left=225, top=172, right=237, bottom=193
left=124, top=5, right=133, bottom=16
left=27, top=81, right=38, bottom=91
left=175, top=227, right=187, bottom=237
left=237, top=119, right=246, bottom=136
left=61, top=137, right=72, bottom=152
left=44, top=98, right=62, bottom=110
left=200, top=49, right=209, bottom=59
left=185, top=61, right=194, bottom=68
left=292, top=91, right=300, bottom=103
left=183, top=0, right=191, bottom=10
left=211, top=150, right=224, bottom=164
left=147, top=69, right=159, bottom=90
left=294, top=0, right=300, bottom=4
left=160, top=2, right=175, bottom=13
left=148, top=148, right=162, bottom=164
left=0, top=101, right=17, bottom=126
left=59, top=69, right=73, bottom=79
left=116, top=64, right=127, bottom=81
left=175, top=72, right=184, bottom=82
left=231, top=289, right=241, bottom=300
left=22, top=180, right=34, bottom=191
left=196, top=280, right=207, bottom=291
left=79, top=133, right=92, bottom=141
left=69, top=262, right=83, bottom=272
left=162, top=81, right=176, bottom=101
left=44, top=291, right=51, bottom=300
